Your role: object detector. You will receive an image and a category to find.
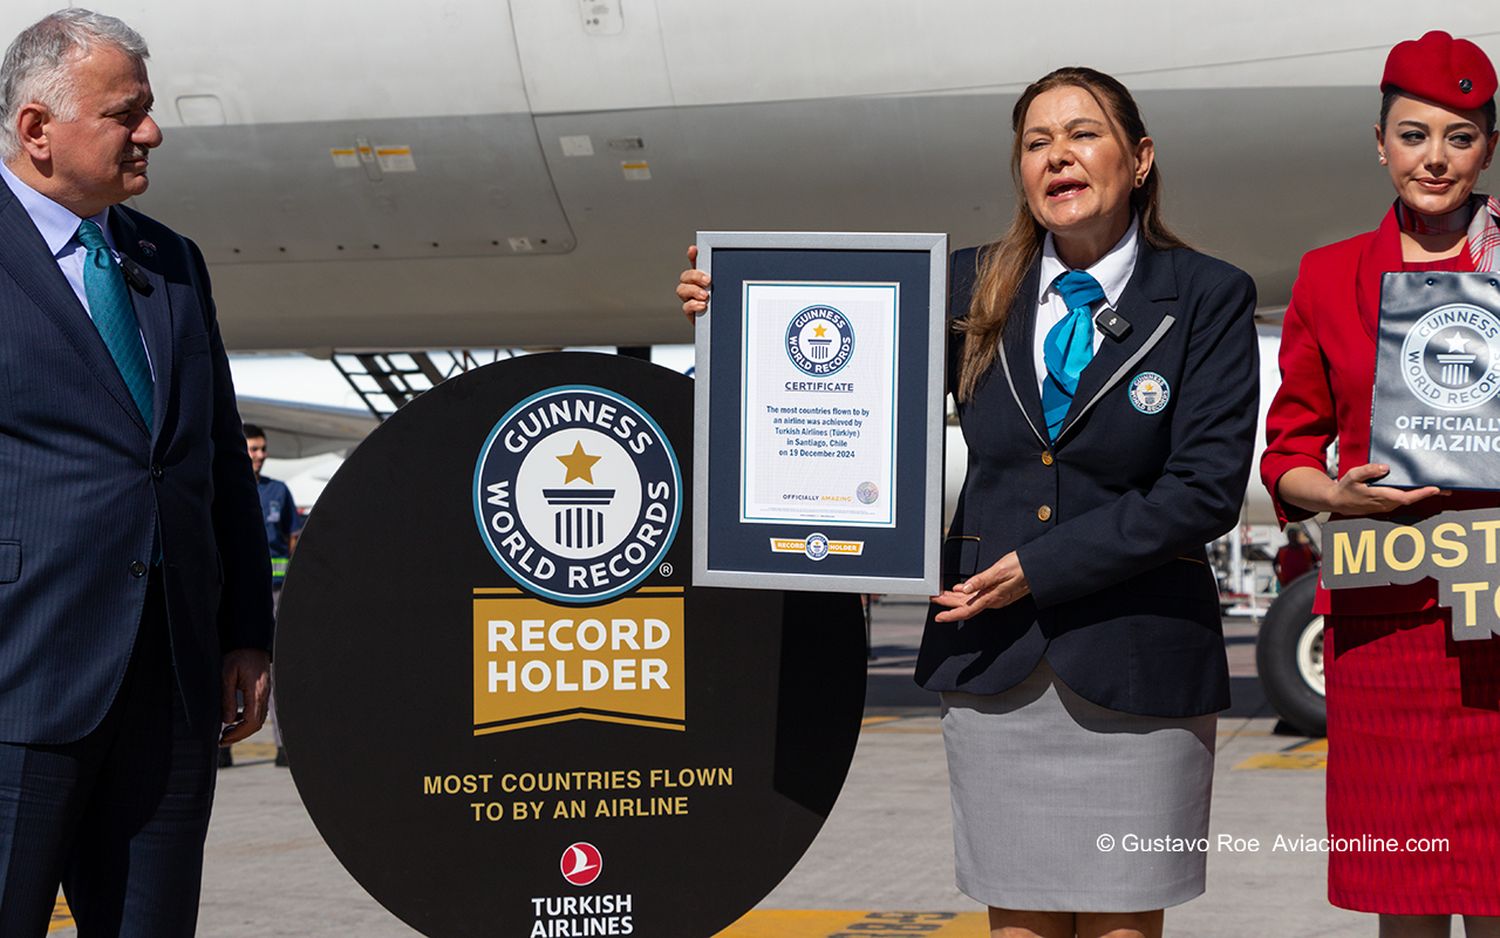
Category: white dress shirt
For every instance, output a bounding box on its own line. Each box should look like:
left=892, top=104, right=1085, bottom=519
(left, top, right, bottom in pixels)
left=1033, top=219, right=1139, bottom=393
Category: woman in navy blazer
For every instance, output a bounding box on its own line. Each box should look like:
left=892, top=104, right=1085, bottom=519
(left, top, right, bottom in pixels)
left=680, top=68, right=1258, bottom=938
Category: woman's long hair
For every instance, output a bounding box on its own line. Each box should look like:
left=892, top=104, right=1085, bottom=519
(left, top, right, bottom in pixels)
left=956, top=67, right=1187, bottom=402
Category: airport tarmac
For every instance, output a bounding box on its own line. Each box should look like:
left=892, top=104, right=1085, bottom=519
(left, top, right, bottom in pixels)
left=50, top=598, right=1368, bottom=938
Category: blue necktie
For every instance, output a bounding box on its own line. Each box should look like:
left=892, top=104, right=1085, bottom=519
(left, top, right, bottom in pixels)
left=76, top=220, right=153, bottom=428
left=1041, top=270, right=1106, bottom=440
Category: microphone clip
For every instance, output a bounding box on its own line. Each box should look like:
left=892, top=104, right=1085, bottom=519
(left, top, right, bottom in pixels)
left=119, top=257, right=154, bottom=296
left=1095, top=309, right=1131, bottom=341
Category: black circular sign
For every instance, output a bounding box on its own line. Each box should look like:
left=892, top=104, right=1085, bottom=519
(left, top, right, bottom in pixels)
left=276, top=352, right=866, bottom=938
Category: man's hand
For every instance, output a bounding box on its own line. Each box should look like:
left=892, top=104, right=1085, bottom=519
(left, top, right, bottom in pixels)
left=931, top=551, right=1031, bottom=623
left=220, top=648, right=271, bottom=746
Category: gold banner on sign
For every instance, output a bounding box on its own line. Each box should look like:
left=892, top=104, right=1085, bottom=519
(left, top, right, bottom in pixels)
left=1323, top=509, right=1500, bottom=641
left=767, top=537, right=864, bottom=556
left=472, top=590, right=686, bottom=734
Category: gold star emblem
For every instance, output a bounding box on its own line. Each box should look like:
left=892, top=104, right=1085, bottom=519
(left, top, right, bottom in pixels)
left=556, top=440, right=602, bottom=484
left=813, top=324, right=828, bottom=338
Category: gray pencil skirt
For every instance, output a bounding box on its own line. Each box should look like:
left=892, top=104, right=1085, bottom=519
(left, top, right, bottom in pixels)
left=940, top=659, right=1217, bottom=913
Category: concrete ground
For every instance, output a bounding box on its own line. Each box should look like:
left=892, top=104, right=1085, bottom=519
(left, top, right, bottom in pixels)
left=49, top=600, right=1372, bottom=937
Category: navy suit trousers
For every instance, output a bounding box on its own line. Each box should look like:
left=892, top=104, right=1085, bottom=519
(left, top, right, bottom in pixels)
left=0, top=571, right=219, bottom=937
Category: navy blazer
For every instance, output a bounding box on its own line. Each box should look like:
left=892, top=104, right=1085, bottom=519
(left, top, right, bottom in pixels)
left=914, top=242, right=1258, bottom=717
left=0, top=182, right=272, bottom=744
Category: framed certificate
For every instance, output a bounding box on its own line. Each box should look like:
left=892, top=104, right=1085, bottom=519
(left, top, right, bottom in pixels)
left=692, top=231, right=947, bottom=593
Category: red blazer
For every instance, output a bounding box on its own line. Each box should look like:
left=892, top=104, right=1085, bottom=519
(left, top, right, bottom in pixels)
left=1261, top=205, right=1492, bottom=615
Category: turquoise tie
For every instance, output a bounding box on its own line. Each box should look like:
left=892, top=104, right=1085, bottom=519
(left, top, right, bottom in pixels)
left=1041, top=270, right=1106, bottom=440
left=76, top=220, right=153, bottom=428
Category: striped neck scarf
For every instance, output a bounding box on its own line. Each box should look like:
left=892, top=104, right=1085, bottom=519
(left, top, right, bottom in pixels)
left=1394, top=193, right=1500, bottom=272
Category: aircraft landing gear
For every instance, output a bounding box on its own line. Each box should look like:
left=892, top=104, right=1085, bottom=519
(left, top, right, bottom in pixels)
left=1255, top=571, right=1326, bottom=737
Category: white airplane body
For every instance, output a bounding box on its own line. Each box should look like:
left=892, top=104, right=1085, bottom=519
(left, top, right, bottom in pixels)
left=6, top=0, right=1488, bottom=523
left=5, top=1, right=1495, bottom=347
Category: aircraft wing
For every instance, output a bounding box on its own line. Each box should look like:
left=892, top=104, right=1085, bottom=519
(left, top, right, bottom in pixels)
left=235, top=396, right=378, bottom=458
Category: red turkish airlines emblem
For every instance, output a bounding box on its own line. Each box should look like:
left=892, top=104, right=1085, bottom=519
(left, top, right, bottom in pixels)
left=560, top=842, right=603, bottom=886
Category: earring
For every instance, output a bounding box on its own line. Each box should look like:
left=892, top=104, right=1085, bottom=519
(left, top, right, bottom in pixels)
left=1379, top=154, right=1388, bottom=165
left=1134, top=176, right=1145, bottom=188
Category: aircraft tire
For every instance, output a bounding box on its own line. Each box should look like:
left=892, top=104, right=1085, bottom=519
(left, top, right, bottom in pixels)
left=1255, top=571, right=1327, bottom=737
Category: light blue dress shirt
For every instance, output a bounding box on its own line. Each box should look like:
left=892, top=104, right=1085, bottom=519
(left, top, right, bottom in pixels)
left=0, top=160, right=154, bottom=376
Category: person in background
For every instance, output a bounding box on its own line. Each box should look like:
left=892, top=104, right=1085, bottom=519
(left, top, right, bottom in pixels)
left=680, top=65, right=1257, bottom=938
left=239, top=423, right=302, bottom=769
left=0, top=10, right=272, bottom=935
left=1262, top=30, right=1500, bottom=937
left=1273, top=526, right=1319, bottom=589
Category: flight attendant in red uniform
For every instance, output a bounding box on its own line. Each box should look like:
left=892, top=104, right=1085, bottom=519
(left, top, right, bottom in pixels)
left=1262, top=31, right=1500, bottom=938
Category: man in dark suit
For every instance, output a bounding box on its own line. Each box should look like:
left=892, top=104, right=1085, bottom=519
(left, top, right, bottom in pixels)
left=0, top=10, right=272, bottom=935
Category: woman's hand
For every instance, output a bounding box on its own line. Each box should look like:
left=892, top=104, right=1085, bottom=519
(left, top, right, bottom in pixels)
left=676, top=245, right=712, bottom=323
left=931, top=551, right=1030, bottom=622
left=1329, top=463, right=1445, bottom=515
left=1279, top=464, right=1445, bottom=518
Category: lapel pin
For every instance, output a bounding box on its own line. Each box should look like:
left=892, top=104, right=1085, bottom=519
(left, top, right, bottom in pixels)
left=138, top=239, right=156, bottom=257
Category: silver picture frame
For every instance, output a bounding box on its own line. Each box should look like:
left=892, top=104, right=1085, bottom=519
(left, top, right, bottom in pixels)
left=692, top=230, right=947, bottom=594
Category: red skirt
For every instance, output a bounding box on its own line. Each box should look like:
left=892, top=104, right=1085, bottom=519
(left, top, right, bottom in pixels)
left=1325, top=609, right=1500, bottom=914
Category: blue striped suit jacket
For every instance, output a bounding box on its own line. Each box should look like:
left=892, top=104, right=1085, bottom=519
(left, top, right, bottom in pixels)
left=0, top=182, right=272, bottom=744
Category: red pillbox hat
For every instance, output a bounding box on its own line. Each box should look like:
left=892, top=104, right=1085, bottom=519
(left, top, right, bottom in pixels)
left=1381, top=30, right=1497, bottom=110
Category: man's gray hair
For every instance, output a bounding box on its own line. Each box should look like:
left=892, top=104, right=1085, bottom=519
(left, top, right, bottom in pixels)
left=0, top=9, right=149, bottom=160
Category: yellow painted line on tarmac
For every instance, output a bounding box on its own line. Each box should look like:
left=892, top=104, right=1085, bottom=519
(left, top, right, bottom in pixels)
left=49, top=896, right=73, bottom=932
left=229, top=741, right=278, bottom=760
left=45, top=906, right=984, bottom=936
left=1233, top=738, right=1327, bottom=771
left=860, top=712, right=945, bottom=735
left=716, top=909, right=983, bottom=936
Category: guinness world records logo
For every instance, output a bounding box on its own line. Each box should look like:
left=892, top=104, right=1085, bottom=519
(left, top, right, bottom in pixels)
left=473, top=385, right=681, bottom=604
left=1400, top=303, right=1500, bottom=412
left=1128, top=372, right=1170, bottom=414
left=786, top=305, right=855, bottom=376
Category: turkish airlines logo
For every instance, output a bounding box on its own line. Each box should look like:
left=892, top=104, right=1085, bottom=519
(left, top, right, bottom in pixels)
left=561, top=842, right=603, bottom=887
